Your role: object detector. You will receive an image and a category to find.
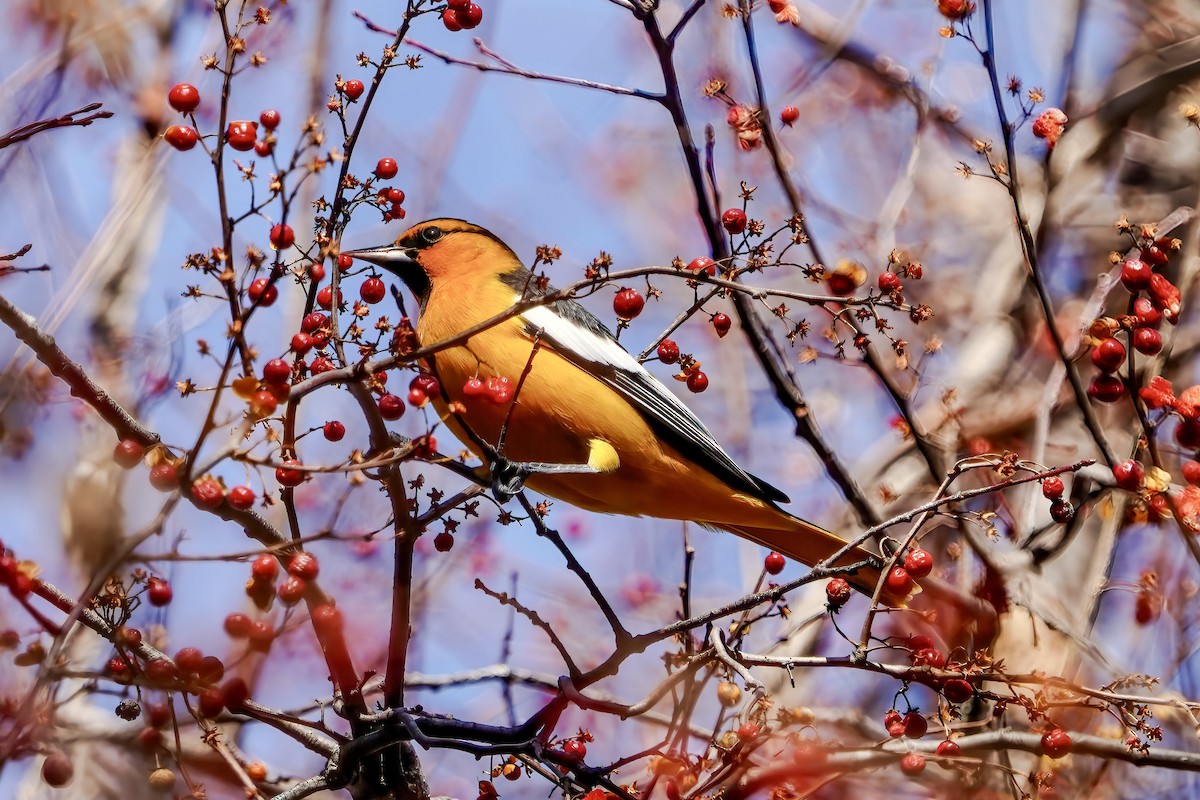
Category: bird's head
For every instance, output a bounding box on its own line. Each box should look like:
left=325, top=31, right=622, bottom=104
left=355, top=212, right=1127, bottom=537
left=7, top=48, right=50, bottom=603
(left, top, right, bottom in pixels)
left=343, top=218, right=522, bottom=305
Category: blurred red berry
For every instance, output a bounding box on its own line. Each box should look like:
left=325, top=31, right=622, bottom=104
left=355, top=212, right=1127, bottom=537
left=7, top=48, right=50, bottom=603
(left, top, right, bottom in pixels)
left=164, top=125, right=198, bottom=151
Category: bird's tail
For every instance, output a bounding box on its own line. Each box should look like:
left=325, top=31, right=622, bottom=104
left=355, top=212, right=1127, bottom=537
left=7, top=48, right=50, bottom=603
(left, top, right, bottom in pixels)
left=723, top=517, right=884, bottom=597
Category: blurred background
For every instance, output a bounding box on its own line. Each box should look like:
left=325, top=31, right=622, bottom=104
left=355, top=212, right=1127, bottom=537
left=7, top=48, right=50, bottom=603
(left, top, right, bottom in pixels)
left=2, top=0, right=1200, bottom=797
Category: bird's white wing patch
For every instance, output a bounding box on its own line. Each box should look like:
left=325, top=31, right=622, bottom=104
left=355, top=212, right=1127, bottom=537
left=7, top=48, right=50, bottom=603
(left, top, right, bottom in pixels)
left=520, top=303, right=787, bottom=502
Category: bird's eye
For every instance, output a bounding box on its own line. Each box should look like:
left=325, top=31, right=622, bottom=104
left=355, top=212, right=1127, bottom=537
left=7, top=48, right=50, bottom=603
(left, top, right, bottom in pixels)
left=421, top=226, right=444, bottom=245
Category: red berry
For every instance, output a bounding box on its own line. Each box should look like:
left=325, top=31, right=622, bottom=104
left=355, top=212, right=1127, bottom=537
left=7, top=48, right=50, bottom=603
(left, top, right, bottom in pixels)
left=1134, top=297, right=1162, bottom=328
left=903, top=549, right=933, bottom=579
left=113, top=439, right=144, bottom=468
left=1121, top=258, right=1153, bottom=291
left=1049, top=498, right=1075, bottom=523
left=433, top=531, right=454, bottom=552
left=41, top=752, right=74, bottom=788
left=780, top=105, right=800, bottom=126
left=686, top=370, right=709, bottom=393
left=226, top=120, right=258, bottom=152
left=145, top=657, right=179, bottom=684
left=269, top=224, right=295, bottom=250
left=337, top=253, right=354, bottom=272
left=146, top=701, right=171, bottom=728
left=878, top=272, right=902, bottom=293
left=899, top=753, right=925, bottom=775
left=826, top=272, right=857, bottom=296
left=259, top=109, right=281, bottom=129
left=386, top=187, right=406, bottom=204
left=764, top=551, right=785, bottom=575
left=224, top=613, right=252, bottom=638
left=1112, top=459, right=1144, bottom=492
left=942, top=678, right=973, bottom=703
left=1041, top=476, right=1065, bottom=499
left=411, top=374, right=440, bottom=398
left=174, top=646, right=205, bottom=675
left=197, top=689, right=224, bottom=718
left=288, top=552, right=320, bottom=580
left=883, top=709, right=903, bottom=736
left=254, top=140, right=273, bottom=157
left=712, top=313, right=731, bottom=338
left=164, top=125, right=198, bottom=151
left=311, top=603, right=343, bottom=638
left=1183, top=461, right=1200, bottom=486
left=221, top=677, right=250, bottom=710
left=250, top=390, right=278, bottom=417
left=486, top=376, right=513, bottom=405
left=343, top=79, right=365, bottom=100
left=302, top=312, right=329, bottom=333
left=408, top=388, right=427, bottom=406
left=721, top=208, right=747, bottom=234
left=251, top=554, right=278, bottom=582
left=613, top=288, right=645, bottom=320
left=248, top=621, right=274, bottom=650
left=190, top=478, right=224, bottom=508
left=276, top=459, right=305, bottom=487
left=456, top=2, right=483, bottom=28
left=912, top=647, right=945, bottom=670
left=147, top=577, right=173, bottom=606
left=902, top=712, right=927, bottom=739
left=562, top=739, right=586, bottom=760
left=316, top=285, right=341, bottom=310
left=883, top=566, right=914, bottom=598
left=657, top=339, right=680, bottom=364
left=374, top=158, right=398, bottom=179
left=736, top=722, right=760, bottom=742
left=379, top=393, right=405, bottom=420
left=277, top=575, right=307, bottom=605
left=936, top=739, right=961, bottom=758
left=247, top=277, right=278, bottom=307
left=442, top=8, right=463, bottom=30
left=1090, top=337, right=1126, bottom=372
left=262, top=358, right=291, bottom=385
left=1132, top=327, right=1162, bottom=355
left=323, top=421, right=346, bottom=441
left=200, top=660, right=228, bottom=686
left=1087, top=374, right=1124, bottom=403
left=291, top=332, right=313, bottom=354
left=1176, top=420, right=1200, bottom=450
left=310, top=356, right=335, bottom=375
left=1040, top=728, right=1071, bottom=759
left=937, top=0, right=973, bottom=20
left=149, top=462, right=178, bottom=492
left=687, top=256, right=717, bottom=276
left=463, top=377, right=486, bottom=397
left=168, top=83, right=200, bottom=113
left=825, top=577, right=852, bottom=607
left=360, top=277, right=386, bottom=304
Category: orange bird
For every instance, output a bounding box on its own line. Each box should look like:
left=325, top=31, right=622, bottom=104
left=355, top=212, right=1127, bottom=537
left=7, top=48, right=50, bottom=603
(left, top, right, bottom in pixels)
left=346, top=219, right=882, bottom=592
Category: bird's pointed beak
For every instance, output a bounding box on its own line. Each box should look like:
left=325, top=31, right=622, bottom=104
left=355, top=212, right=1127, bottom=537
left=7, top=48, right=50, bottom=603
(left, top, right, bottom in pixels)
left=342, top=244, right=418, bottom=268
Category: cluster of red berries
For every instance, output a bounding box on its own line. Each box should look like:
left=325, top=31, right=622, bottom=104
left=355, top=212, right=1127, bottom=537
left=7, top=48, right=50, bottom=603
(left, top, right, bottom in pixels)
left=903, top=634, right=975, bottom=703
left=374, top=178, right=407, bottom=222
left=1086, top=236, right=1179, bottom=404
left=162, top=84, right=281, bottom=159
left=881, top=547, right=934, bottom=600
left=1041, top=475, right=1074, bottom=524
left=242, top=550, right=319, bottom=610
left=442, top=0, right=483, bottom=31
left=884, top=708, right=927, bottom=739
left=654, top=334, right=708, bottom=394
left=462, top=375, right=515, bottom=405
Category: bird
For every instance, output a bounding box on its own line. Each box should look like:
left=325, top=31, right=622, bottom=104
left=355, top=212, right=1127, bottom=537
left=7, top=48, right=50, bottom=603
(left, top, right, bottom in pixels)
left=345, top=218, right=885, bottom=594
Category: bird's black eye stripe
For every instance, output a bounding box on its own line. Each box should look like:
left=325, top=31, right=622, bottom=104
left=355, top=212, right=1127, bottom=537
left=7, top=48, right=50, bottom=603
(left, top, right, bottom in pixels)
left=420, top=226, right=444, bottom=245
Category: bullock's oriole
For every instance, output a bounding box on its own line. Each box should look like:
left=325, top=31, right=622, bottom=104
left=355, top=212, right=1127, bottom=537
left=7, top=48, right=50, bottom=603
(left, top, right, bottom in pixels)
left=346, top=219, right=882, bottom=592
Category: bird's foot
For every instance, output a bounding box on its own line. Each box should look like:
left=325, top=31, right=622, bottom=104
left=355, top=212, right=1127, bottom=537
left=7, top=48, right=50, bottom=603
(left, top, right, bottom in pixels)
left=489, top=458, right=604, bottom=503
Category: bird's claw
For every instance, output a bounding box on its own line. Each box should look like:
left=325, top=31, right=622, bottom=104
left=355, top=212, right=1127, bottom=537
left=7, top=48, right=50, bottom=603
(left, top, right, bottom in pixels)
left=491, top=460, right=531, bottom=502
